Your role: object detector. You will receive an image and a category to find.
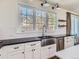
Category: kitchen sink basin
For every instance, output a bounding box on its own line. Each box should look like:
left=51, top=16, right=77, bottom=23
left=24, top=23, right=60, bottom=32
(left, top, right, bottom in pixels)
left=38, top=36, right=53, bottom=39
left=38, top=36, right=55, bottom=47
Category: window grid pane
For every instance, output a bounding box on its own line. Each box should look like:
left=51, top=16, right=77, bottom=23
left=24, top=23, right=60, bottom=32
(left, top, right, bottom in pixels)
left=18, top=5, right=34, bottom=32
left=47, top=12, right=56, bottom=32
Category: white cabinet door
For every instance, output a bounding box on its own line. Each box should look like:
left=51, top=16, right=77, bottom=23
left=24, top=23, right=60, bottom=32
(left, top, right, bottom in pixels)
left=25, top=42, right=35, bottom=59
left=0, top=53, right=2, bottom=59
left=34, top=49, right=41, bottom=59
left=49, top=44, right=56, bottom=57
left=33, top=43, right=41, bottom=59
left=25, top=48, right=41, bottom=59
left=25, top=48, right=33, bottom=59
left=7, top=50, right=24, bottom=59
left=25, top=41, right=41, bottom=59
left=41, top=46, right=49, bottom=59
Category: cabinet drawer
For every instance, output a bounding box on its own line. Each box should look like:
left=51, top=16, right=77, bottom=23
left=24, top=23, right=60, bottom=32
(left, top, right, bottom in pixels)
left=64, top=36, right=74, bottom=44
left=64, top=36, right=74, bottom=41
left=65, top=37, right=70, bottom=41
left=5, top=44, right=25, bottom=53
left=43, top=44, right=56, bottom=51
left=25, top=41, right=41, bottom=51
left=25, top=41, right=40, bottom=46
left=25, top=41, right=41, bottom=47
left=64, top=36, right=74, bottom=48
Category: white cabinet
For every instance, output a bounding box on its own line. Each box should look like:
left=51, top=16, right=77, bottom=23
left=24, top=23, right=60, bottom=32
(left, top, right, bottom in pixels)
left=41, top=44, right=56, bottom=59
left=6, top=44, right=25, bottom=59
left=0, top=44, right=25, bottom=59
left=64, top=36, right=74, bottom=49
left=7, top=50, right=24, bottom=59
left=25, top=41, right=41, bottom=59
left=0, top=41, right=41, bottom=59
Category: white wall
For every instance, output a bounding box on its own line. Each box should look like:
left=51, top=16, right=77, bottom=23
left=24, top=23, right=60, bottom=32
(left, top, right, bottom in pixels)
left=0, top=0, right=18, bottom=39
left=0, top=0, right=77, bottom=40
left=0, top=0, right=43, bottom=40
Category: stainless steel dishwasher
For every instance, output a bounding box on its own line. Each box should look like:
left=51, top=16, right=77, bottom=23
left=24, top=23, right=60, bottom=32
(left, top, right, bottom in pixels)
left=55, top=37, right=64, bottom=51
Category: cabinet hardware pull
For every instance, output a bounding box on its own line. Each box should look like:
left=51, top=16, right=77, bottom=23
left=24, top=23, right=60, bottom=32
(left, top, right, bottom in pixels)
left=48, top=47, right=51, bottom=49
left=14, top=47, right=19, bottom=49
left=32, top=49, right=34, bottom=51
left=67, top=41, right=69, bottom=43
left=31, top=44, right=36, bottom=46
left=0, top=54, right=1, bottom=56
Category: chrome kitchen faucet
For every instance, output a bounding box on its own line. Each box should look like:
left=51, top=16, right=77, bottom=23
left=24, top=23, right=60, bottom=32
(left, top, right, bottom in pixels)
left=42, top=24, right=47, bottom=37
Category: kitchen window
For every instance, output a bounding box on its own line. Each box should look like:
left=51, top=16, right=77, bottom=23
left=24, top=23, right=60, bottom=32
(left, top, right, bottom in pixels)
left=17, top=5, right=34, bottom=32
left=71, top=14, right=79, bottom=36
left=17, top=4, right=57, bottom=33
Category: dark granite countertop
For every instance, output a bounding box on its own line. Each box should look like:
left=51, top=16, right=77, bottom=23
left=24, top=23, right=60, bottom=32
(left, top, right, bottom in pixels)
left=0, top=37, right=41, bottom=48
left=0, top=35, right=75, bottom=49
left=51, top=35, right=75, bottom=38
left=38, top=35, right=75, bottom=38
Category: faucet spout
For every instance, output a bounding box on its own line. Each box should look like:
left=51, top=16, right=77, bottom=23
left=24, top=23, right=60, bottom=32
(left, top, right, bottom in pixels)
left=42, top=24, right=47, bottom=36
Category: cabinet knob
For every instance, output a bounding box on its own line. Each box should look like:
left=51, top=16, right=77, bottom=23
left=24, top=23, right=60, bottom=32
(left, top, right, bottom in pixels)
left=32, top=49, right=35, bottom=51
left=22, top=52, right=24, bottom=54
left=33, top=49, right=35, bottom=51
